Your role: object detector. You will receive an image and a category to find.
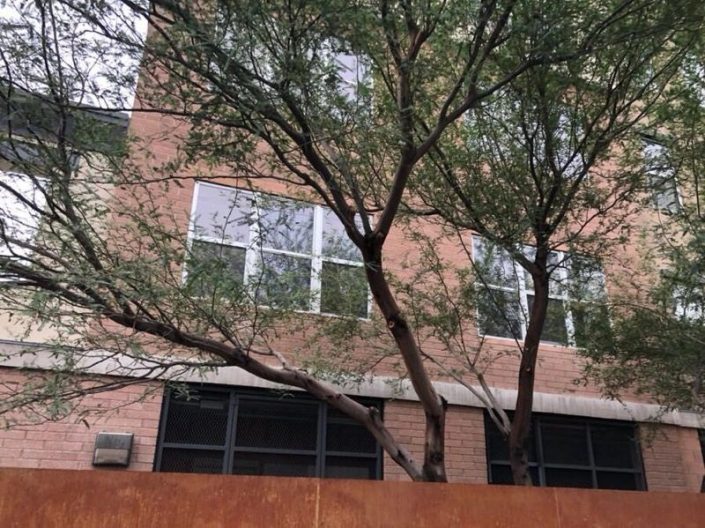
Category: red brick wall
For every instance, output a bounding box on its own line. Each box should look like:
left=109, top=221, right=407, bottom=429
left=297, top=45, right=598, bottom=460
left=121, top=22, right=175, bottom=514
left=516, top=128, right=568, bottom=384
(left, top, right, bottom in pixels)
left=383, top=400, right=487, bottom=483
left=0, top=368, right=162, bottom=472
left=641, top=423, right=705, bottom=492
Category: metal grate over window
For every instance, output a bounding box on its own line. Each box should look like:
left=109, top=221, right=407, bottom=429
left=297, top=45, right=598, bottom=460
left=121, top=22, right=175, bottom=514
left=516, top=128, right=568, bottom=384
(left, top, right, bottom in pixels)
left=484, top=412, right=646, bottom=490
left=155, top=386, right=382, bottom=480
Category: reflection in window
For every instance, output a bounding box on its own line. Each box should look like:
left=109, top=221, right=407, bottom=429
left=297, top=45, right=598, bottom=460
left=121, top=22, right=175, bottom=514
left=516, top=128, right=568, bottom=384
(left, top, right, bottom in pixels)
left=644, top=140, right=681, bottom=214
left=473, top=236, right=606, bottom=346
left=188, top=182, right=368, bottom=316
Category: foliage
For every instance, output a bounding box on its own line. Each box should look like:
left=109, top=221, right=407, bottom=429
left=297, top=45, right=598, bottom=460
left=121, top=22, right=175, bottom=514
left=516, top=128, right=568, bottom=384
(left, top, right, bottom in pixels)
left=0, top=0, right=703, bottom=484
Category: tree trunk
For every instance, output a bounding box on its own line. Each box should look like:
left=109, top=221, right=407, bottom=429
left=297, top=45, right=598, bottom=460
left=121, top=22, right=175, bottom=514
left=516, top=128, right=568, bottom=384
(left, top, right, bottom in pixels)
left=509, top=261, right=550, bottom=485
left=363, top=239, right=448, bottom=482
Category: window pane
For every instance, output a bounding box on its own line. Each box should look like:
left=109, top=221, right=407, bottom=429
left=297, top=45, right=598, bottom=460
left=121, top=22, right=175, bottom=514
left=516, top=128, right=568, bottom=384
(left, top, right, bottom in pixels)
left=540, top=422, right=589, bottom=466
left=326, top=419, right=377, bottom=454
left=527, top=295, right=568, bottom=344
left=591, top=425, right=637, bottom=468
left=193, top=184, right=251, bottom=243
left=320, top=262, right=368, bottom=317
left=489, top=464, right=540, bottom=485
left=232, top=452, right=316, bottom=477
left=572, top=302, right=609, bottom=348
left=547, top=252, right=569, bottom=297
left=325, top=456, right=377, bottom=479
left=485, top=419, right=537, bottom=463
left=255, top=253, right=312, bottom=309
left=484, top=410, right=540, bottom=463
left=258, top=197, right=314, bottom=253
left=163, top=391, right=229, bottom=446
left=644, top=141, right=680, bottom=214
left=333, top=52, right=368, bottom=102
left=651, top=175, right=680, bottom=213
left=187, top=241, right=246, bottom=297
left=473, top=238, right=520, bottom=289
left=160, top=448, right=224, bottom=473
left=0, top=172, right=45, bottom=260
left=544, top=468, right=593, bottom=488
left=477, top=289, right=522, bottom=339
left=489, top=464, right=513, bottom=484
left=235, top=399, right=319, bottom=450
left=596, top=471, right=640, bottom=490
left=570, top=256, right=606, bottom=302
left=321, top=209, right=362, bottom=261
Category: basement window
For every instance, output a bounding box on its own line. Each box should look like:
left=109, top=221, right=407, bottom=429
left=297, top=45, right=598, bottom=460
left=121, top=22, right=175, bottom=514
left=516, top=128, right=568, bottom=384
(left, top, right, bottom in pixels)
left=155, top=385, right=382, bottom=480
left=484, top=412, right=646, bottom=490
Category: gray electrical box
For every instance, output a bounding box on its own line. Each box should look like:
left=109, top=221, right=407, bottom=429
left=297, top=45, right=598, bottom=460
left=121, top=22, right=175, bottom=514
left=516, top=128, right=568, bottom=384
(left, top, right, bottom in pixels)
left=92, top=432, right=134, bottom=467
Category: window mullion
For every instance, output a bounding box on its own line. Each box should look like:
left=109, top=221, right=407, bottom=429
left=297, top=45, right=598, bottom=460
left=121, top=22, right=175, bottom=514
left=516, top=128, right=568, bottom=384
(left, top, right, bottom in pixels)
left=181, top=181, right=203, bottom=285
left=317, top=401, right=327, bottom=478
left=517, top=261, right=529, bottom=339
left=536, top=417, right=546, bottom=486
left=224, top=391, right=238, bottom=475
left=585, top=422, right=598, bottom=489
left=561, top=255, right=577, bottom=347
left=244, top=195, right=261, bottom=291
left=310, top=206, right=323, bottom=313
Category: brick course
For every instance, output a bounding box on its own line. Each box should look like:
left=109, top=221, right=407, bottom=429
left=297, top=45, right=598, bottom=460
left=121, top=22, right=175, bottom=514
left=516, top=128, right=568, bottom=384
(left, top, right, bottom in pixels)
left=641, top=424, right=705, bottom=492
left=0, top=368, right=162, bottom=472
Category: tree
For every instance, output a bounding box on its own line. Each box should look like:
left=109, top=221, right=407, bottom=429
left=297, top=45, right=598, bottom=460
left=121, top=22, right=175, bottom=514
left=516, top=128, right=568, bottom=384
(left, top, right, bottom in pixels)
left=0, top=0, right=701, bottom=484
left=580, top=34, right=705, bottom=416
left=395, top=3, right=704, bottom=482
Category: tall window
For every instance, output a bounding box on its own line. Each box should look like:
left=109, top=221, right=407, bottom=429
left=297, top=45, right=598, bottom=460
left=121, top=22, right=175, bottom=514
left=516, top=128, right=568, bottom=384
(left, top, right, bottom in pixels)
left=0, top=141, right=49, bottom=262
left=644, top=140, right=681, bottom=214
left=155, top=386, right=382, bottom=480
left=472, top=236, right=606, bottom=346
left=485, top=413, right=646, bottom=490
left=188, top=182, right=368, bottom=317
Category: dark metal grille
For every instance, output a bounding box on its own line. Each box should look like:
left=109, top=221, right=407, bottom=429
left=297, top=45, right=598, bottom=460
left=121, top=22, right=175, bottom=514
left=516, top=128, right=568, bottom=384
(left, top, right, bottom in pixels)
left=232, top=452, right=317, bottom=477
left=485, top=412, right=646, bottom=490
left=163, top=391, right=229, bottom=446
left=160, top=448, right=224, bottom=474
left=155, top=385, right=382, bottom=480
left=235, top=399, right=318, bottom=450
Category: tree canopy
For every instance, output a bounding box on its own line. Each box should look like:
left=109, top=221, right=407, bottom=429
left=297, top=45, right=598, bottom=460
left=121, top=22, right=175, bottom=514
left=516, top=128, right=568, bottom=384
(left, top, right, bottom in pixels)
left=0, top=0, right=703, bottom=484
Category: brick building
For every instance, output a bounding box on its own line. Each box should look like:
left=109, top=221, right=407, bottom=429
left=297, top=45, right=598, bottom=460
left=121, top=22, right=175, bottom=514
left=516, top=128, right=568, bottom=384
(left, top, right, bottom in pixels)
left=0, top=31, right=704, bottom=492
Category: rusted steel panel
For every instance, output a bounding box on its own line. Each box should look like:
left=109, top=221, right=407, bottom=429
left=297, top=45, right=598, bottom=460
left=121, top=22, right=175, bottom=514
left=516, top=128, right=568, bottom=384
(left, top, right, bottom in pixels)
left=1, top=469, right=705, bottom=527
left=555, top=487, right=705, bottom=528
left=318, top=480, right=560, bottom=528
left=0, top=469, right=318, bottom=528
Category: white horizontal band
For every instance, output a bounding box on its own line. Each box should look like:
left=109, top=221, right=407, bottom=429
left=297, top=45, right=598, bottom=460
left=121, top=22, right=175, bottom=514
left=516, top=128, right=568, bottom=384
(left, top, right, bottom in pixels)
left=0, top=339, right=702, bottom=429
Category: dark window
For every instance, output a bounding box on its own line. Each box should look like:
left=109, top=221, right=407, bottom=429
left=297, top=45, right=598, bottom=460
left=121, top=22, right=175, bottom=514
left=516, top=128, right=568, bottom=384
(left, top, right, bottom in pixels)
left=485, top=412, right=646, bottom=490
left=155, top=386, right=382, bottom=480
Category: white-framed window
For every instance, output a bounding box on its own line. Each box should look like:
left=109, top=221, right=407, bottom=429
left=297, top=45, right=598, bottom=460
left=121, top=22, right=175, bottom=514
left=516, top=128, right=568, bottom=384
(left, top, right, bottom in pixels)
left=472, top=236, right=606, bottom=346
left=643, top=140, right=681, bottom=214
left=187, top=181, right=369, bottom=318
left=0, top=141, right=49, bottom=262
left=672, top=281, right=705, bottom=322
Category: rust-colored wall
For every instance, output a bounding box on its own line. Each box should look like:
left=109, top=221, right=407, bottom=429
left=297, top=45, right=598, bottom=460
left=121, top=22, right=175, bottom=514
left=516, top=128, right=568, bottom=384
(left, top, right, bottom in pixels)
left=1, top=469, right=705, bottom=528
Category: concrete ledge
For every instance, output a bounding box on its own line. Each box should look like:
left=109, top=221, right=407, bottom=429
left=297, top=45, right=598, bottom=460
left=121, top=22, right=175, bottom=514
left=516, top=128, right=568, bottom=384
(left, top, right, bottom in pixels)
left=1, top=339, right=703, bottom=429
